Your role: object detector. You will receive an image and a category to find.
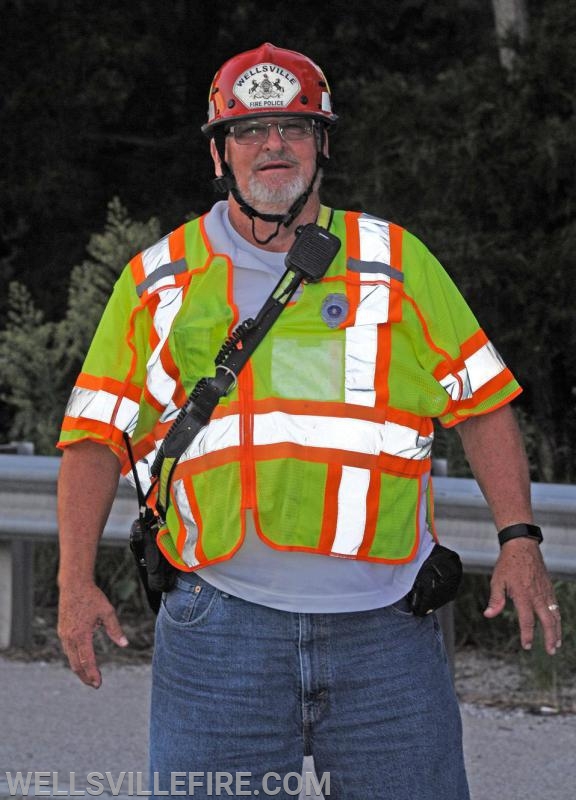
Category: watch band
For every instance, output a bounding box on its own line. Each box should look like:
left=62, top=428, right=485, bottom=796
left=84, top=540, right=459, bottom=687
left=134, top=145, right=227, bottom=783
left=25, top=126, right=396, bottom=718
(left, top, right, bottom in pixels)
left=498, top=523, right=543, bottom=547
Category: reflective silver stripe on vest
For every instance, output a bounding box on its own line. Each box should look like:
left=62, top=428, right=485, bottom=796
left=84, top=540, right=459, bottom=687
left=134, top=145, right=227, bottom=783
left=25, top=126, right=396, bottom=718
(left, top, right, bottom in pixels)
left=345, top=215, right=395, bottom=408
left=440, top=369, right=470, bottom=401
left=441, top=341, right=506, bottom=401
left=172, top=479, right=200, bottom=567
left=173, top=412, right=431, bottom=465
left=141, top=234, right=171, bottom=278
left=467, top=341, right=506, bottom=389
left=179, top=415, right=241, bottom=462
left=331, top=466, right=370, bottom=556
left=65, top=387, right=139, bottom=432
left=140, top=237, right=184, bottom=418
left=252, top=412, right=432, bottom=460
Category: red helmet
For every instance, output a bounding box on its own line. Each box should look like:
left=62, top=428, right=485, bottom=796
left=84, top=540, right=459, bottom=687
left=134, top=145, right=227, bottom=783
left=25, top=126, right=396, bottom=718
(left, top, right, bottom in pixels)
left=202, top=42, right=337, bottom=136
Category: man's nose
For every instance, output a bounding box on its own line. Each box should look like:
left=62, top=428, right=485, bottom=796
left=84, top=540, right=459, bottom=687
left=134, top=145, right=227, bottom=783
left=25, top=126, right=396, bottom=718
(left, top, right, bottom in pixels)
left=263, top=124, right=285, bottom=149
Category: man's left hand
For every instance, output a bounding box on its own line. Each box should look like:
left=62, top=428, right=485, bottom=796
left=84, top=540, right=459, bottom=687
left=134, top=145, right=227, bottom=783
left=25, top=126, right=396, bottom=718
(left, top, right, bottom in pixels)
left=483, top=537, right=562, bottom=655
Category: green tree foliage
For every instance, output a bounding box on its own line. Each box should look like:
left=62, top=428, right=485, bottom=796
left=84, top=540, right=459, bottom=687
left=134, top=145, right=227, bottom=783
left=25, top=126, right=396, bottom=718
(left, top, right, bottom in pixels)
left=0, top=284, right=60, bottom=453
left=0, top=199, right=160, bottom=453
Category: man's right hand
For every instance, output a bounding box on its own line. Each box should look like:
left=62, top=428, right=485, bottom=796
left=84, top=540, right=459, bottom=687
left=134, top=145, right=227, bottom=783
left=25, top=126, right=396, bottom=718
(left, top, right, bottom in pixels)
left=57, top=583, right=128, bottom=689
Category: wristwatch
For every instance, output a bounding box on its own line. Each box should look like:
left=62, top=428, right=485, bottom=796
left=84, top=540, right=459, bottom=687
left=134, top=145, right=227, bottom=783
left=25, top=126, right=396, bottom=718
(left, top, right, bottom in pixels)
left=498, top=523, right=543, bottom=547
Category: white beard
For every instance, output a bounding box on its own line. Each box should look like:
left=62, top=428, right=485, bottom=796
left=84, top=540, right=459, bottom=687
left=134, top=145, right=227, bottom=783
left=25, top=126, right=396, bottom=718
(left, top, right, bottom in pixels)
left=244, top=172, right=309, bottom=213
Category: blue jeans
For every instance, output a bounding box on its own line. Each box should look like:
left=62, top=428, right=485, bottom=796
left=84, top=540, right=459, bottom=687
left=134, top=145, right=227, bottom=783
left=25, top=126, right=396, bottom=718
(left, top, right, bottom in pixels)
left=150, top=572, right=469, bottom=799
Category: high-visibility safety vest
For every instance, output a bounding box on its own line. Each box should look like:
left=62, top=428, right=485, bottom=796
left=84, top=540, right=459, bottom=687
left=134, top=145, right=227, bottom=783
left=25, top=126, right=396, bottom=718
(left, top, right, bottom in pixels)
left=59, top=207, right=520, bottom=570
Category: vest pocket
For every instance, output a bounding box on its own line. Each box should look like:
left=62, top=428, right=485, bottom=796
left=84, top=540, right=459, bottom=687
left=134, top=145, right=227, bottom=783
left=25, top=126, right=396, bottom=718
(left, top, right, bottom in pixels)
left=365, top=471, right=421, bottom=561
left=255, top=457, right=326, bottom=548
left=318, top=465, right=421, bottom=562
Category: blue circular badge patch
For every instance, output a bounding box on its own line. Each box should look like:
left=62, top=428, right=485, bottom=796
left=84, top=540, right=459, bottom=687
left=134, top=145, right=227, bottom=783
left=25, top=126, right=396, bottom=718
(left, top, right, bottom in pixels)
left=321, top=293, right=349, bottom=328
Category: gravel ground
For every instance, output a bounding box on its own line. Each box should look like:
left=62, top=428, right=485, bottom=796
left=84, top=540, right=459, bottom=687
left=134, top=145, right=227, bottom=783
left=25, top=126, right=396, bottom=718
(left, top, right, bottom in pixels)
left=455, top=646, right=576, bottom=713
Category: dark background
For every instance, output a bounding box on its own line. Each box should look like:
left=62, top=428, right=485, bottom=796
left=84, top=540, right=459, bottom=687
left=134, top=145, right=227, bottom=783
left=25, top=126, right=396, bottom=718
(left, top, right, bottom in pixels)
left=1, top=0, right=575, bottom=479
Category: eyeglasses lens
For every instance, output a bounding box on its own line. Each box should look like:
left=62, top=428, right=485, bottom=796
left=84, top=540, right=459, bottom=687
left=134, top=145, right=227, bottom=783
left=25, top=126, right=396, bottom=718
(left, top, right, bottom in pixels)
left=229, top=119, right=314, bottom=145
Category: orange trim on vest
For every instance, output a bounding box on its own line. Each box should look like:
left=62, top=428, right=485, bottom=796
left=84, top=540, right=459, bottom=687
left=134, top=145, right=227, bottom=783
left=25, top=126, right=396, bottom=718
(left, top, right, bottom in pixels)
left=144, top=293, right=161, bottom=357
left=388, top=222, right=404, bottom=322
left=198, top=213, right=212, bottom=255
left=108, top=295, right=149, bottom=431
left=460, top=328, right=489, bottom=360
left=183, top=478, right=208, bottom=563
left=74, top=372, right=142, bottom=403
left=142, top=384, right=166, bottom=415
left=239, top=364, right=256, bottom=509
left=57, top=430, right=125, bottom=458
left=159, top=336, right=187, bottom=410
left=170, top=486, right=191, bottom=560
left=60, top=417, right=125, bottom=447
left=357, top=470, right=382, bottom=558
left=226, top=255, right=240, bottom=330
left=169, top=224, right=186, bottom=262
left=374, top=322, right=391, bottom=409
left=427, top=477, right=439, bottom=543
left=129, top=252, right=146, bottom=287
left=344, top=211, right=362, bottom=326
left=318, top=463, right=342, bottom=552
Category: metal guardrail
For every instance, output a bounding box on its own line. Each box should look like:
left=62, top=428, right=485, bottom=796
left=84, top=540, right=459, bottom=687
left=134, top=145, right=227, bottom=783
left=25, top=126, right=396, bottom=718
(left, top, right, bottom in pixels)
left=0, top=440, right=35, bottom=455
left=0, top=454, right=574, bottom=651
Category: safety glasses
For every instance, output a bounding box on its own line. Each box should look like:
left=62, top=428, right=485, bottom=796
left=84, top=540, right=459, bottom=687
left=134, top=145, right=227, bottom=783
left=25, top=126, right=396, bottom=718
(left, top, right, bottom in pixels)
left=226, top=118, right=315, bottom=145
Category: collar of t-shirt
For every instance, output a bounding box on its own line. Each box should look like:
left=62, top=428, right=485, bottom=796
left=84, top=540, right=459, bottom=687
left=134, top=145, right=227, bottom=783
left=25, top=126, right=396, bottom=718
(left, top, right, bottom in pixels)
left=203, top=200, right=298, bottom=320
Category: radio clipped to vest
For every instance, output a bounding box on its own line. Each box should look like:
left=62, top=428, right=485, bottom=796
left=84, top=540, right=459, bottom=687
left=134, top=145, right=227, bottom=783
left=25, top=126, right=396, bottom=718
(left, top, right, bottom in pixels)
left=125, top=218, right=341, bottom=612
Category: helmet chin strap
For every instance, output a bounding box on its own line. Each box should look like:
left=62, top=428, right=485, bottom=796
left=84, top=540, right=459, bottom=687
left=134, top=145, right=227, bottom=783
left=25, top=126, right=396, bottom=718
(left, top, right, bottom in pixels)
left=212, top=130, right=328, bottom=245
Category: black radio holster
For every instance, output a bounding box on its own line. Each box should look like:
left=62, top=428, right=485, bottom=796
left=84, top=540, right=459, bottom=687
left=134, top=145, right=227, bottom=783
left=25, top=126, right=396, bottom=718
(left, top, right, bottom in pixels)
left=129, top=510, right=176, bottom=614
left=406, top=543, right=463, bottom=616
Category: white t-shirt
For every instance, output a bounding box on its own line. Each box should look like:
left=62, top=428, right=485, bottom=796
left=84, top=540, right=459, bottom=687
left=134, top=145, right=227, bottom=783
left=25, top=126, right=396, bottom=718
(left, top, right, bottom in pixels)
left=197, top=202, right=434, bottom=612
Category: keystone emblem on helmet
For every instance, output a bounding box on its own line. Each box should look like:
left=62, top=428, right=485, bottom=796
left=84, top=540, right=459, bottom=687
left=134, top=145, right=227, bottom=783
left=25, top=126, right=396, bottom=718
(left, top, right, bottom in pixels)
left=234, top=64, right=301, bottom=110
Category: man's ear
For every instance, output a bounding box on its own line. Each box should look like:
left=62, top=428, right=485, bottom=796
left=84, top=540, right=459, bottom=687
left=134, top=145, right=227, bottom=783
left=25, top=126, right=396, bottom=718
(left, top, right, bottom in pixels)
left=316, top=126, right=329, bottom=161
left=322, top=131, right=330, bottom=160
left=210, top=139, right=223, bottom=177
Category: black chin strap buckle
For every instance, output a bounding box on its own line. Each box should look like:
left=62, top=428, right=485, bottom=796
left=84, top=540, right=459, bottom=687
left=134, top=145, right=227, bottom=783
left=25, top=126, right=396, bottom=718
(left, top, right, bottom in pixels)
left=212, top=175, right=232, bottom=195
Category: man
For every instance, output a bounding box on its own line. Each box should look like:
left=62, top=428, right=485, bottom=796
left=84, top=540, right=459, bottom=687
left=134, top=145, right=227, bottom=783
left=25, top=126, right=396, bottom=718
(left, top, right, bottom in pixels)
left=57, top=43, right=561, bottom=799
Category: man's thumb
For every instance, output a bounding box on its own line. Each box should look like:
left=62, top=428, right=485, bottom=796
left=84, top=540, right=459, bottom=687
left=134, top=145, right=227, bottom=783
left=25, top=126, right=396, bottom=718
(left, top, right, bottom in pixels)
left=102, top=610, right=129, bottom=647
left=483, top=584, right=506, bottom=619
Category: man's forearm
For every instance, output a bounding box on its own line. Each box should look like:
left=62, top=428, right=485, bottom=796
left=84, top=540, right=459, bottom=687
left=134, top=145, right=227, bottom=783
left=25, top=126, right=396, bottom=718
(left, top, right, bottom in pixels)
left=57, top=440, right=121, bottom=587
left=456, top=404, right=533, bottom=530
left=57, top=439, right=127, bottom=687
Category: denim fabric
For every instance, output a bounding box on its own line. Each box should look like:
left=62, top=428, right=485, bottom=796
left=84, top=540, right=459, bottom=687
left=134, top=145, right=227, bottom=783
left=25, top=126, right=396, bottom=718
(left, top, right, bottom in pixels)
left=150, top=572, right=469, bottom=799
